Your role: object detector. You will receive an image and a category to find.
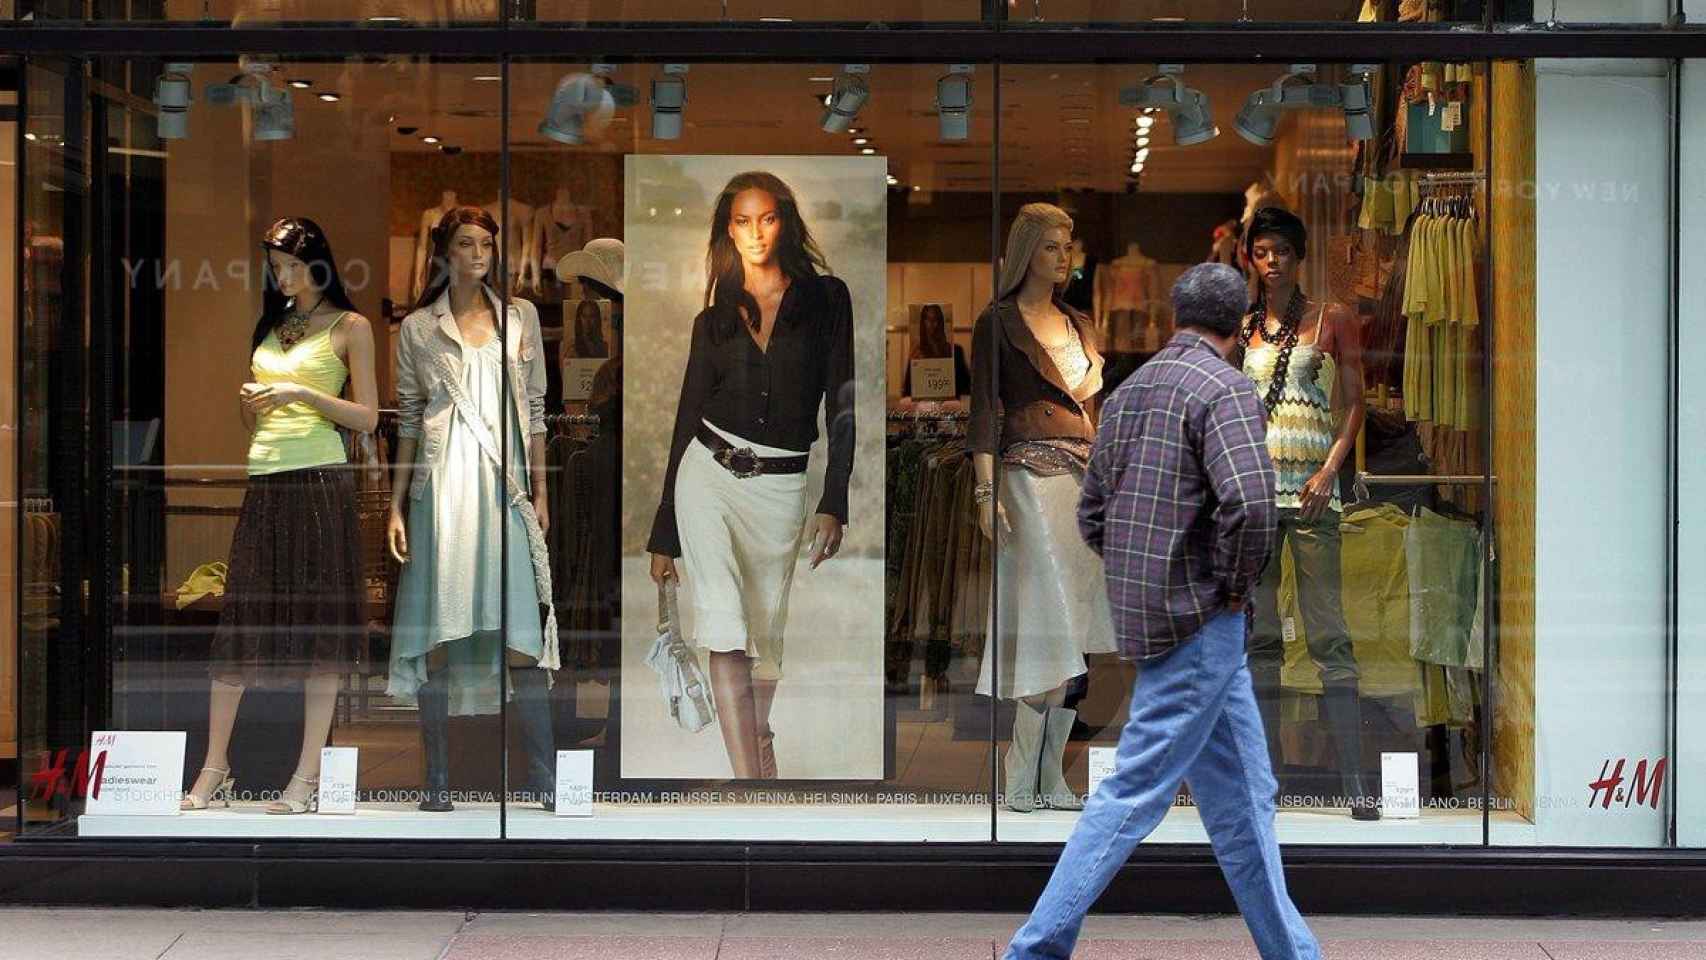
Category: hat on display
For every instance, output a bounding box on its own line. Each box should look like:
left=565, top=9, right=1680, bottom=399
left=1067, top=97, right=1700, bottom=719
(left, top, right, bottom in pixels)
left=556, top=238, right=625, bottom=295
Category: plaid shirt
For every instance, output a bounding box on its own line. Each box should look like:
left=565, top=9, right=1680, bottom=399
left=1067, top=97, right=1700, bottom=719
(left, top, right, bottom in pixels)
left=1079, top=330, right=1279, bottom=661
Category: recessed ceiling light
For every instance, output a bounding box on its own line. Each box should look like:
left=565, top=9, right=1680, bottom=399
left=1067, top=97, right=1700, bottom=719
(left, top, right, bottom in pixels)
left=24, top=132, right=37, bottom=141
left=422, top=135, right=440, bottom=144
left=1136, top=116, right=1155, bottom=129
left=810, top=76, right=835, bottom=83
left=1136, top=136, right=1151, bottom=147
left=912, top=185, right=922, bottom=192
left=367, top=14, right=404, bottom=20
left=853, top=137, right=870, bottom=145
left=847, top=127, right=862, bottom=135
left=860, top=147, right=876, bottom=155
left=760, top=16, right=793, bottom=21
left=473, top=75, right=501, bottom=83
left=288, top=79, right=312, bottom=89
left=318, top=92, right=341, bottom=103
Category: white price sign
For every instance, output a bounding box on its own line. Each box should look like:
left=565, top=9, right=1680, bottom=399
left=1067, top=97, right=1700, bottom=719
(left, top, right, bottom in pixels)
left=555, top=750, right=595, bottom=817
left=563, top=358, right=605, bottom=402
left=318, top=747, right=359, bottom=814
left=85, top=731, right=186, bottom=817
left=1381, top=751, right=1421, bottom=819
left=909, top=358, right=957, bottom=400
left=1086, top=746, right=1118, bottom=801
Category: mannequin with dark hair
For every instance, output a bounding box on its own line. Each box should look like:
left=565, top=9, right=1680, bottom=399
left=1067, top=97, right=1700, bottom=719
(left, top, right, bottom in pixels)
left=1237, top=206, right=1378, bottom=821
left=182, top=217, right=379, bottom=816
left=389, top=205, right=559, bottom=812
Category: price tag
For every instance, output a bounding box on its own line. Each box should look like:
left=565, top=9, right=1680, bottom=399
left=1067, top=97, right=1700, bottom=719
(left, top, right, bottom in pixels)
left=555, top=750, right=595, bottom=817
left=909, top=358, right=957, bottom=400
left=1282, top=616, right=1298, bottom=647
left=1441, top=101, right=1463, bottom=132
left=318, top=747, right=359, bottom=814
left=85, top=731, right=185, bottom=816
left=1381, top=751, right=1421, bottom=819
left=563, top=358, right=605, bottom=402
left=1086, top=746, right=1118, bottom=800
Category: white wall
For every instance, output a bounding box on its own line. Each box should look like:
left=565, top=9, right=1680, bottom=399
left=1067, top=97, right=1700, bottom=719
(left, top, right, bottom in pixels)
left=1675, top=60, right=1706, bottom=847
left=1532, top=57, right=1672, bottom=846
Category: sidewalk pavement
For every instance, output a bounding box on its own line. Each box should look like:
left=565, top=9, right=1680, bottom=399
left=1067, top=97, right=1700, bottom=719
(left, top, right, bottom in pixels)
left=4, top=909, right=1706, bottom=960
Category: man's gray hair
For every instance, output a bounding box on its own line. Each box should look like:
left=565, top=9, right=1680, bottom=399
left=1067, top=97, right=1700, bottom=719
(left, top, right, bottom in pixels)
left=1170, top=263, right=1249, bottom=338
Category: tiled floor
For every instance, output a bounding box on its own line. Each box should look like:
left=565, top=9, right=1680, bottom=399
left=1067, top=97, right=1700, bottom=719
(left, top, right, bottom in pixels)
left=2, top=910, right=1705, bottom=960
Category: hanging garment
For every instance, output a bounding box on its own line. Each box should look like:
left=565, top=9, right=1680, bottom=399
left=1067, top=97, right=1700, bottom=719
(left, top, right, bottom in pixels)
left=1405, top=506, right=1481, bottom=670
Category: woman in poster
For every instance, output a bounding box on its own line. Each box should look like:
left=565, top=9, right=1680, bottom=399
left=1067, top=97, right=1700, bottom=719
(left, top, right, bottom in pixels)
left=648, top=171, right=856, bottom=780
left=970, top=203, right=1117, bottom=813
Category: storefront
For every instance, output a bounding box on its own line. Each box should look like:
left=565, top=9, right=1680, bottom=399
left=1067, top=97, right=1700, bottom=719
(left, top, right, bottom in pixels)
left=3, top=0, right=1706, bottom=912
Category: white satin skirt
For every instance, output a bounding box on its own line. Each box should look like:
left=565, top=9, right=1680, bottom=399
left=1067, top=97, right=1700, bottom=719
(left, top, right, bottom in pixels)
left=977, top=468, right=1117, bottom=700
left=674, top=421, right=809, bottom=682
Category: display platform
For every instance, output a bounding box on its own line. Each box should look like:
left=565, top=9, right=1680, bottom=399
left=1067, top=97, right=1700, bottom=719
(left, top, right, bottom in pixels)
left=81, top=800, right=1539, bottom=845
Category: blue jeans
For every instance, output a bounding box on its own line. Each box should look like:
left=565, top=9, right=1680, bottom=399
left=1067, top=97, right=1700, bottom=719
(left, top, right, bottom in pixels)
left=1004, top=609, right=1321, bottom=960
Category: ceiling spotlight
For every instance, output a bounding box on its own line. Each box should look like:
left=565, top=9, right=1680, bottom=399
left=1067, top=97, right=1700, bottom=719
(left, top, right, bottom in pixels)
left=318, top=92, right=340, bottom=103
left=1234, top=63, right=1379, bottom=146
left=1135, top=147, right=1150, bottom=162
left=288, top=79, right=312, bottom=89
left=474, top=75, right=501, bottom=82
left=253, top=79, right=295, bottom=141
left=1136, top=135, right=1151, bottom=147
left=935, top=65, right=974, bottom=141
left=853, top=137, right=870, bottom=145
left=153, top=62, right=194, bottom=140
left=650, top=64, right=689, bottom=141
left=421, top=135, right=440, bottom=144
left=822, top=65, right=870, bottom=134
left=1130, top=162, right=1143, bottom=174
left=860, top=147, right=876, bottom=155
left=1120, top=67, right=1218, bottom=146
left=540, top=67, right=617, bottom=145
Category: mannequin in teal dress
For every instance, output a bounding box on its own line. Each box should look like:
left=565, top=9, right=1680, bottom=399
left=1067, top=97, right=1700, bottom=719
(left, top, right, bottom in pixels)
left=388, top=205, right=558, bottom=811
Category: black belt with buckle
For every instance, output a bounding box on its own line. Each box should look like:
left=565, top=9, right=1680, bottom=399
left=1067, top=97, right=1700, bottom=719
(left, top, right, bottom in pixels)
left=696, top=425, right=808, bottom=479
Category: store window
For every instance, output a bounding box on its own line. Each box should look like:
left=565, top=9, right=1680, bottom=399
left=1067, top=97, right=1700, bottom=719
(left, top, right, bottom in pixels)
left=4, top=47, right=1682, bottom=853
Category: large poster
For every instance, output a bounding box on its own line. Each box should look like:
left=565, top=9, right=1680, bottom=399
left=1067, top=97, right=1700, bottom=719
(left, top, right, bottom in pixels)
left=621, top=155, right=887, bottom=780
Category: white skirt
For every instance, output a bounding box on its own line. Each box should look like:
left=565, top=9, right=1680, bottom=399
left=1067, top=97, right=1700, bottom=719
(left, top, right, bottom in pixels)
left=674, top=420, right=810, bottom=682
left=977, top=467, right=1118, bottom=700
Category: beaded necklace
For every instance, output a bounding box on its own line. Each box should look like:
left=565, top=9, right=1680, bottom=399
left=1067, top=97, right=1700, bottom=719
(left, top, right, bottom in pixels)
left=1238, top=287, right=1308, bottom=417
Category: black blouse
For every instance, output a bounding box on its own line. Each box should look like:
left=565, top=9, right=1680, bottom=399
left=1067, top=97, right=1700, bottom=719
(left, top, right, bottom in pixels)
left=647, top=274, right=856, bottom=558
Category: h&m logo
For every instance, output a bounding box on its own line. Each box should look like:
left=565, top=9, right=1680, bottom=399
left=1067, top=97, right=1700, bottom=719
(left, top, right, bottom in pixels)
left=1588, top=757, right=1666, bottom=811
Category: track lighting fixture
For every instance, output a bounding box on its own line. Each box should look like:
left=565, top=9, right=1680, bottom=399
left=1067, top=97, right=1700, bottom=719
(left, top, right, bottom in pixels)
left=1234, top=63, right=1378, bottom=146
left=651, top=64, right=689, bottom=141
left=540, top=65, right=618, bottom=146
left=935, top=65, right=973, bottom=141
left=1118, top=66, right=1218, bottom=147
left=153, top=63, right=194, bottom=140
left=822, top=65, right=870, bottom=134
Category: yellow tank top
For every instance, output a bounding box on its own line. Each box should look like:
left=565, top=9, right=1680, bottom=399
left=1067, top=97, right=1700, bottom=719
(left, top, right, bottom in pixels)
left=246, top=314, right=351, bottom=476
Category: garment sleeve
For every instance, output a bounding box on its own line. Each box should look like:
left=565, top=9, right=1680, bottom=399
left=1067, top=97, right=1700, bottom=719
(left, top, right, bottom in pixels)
left=967, top=308, right=1001, bottom=455
left=395, top=316, right=424, bottom=440
left=1077, top=398, right=1119, bottom=558
left=815, top=278, right=856, bottom=526
left=1201, top=382, right=1279, bottom=602
left=523, top=300, right=548, bottom=436
left=646, top=313, right=716, bottom=558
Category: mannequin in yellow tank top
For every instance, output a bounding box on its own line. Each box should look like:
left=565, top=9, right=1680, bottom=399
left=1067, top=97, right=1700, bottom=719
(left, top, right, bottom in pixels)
left=181, top=218, right=379, bottom=816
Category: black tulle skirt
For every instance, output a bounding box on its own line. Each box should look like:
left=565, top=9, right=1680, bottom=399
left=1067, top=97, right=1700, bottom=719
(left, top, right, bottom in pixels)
left=209, top=466, right=366, bottom=684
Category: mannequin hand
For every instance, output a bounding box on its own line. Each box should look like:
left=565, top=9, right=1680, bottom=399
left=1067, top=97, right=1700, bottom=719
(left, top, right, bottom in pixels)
left=241, top=381, right=307, bottom=418
left=978, top=499, right=1011, bottom=542
left=649, top=552, right=680, bottom=585
left=1300, top=467, right=1337, bottom=521
left=532, top=491, right=550, bottom=536
left=807, top=514, right=844, bottom=570
left=387, top=508, right=409, bottom=564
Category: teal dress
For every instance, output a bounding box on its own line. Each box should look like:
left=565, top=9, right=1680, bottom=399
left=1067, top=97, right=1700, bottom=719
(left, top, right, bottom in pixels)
left=389, top=336, right=545, bottom=716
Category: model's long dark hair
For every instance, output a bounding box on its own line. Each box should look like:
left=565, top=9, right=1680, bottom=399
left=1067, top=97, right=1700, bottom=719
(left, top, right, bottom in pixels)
left=255, top=217, right=357, bottom=354
left=911, top=303, right=952, bottom=361
left=413, top=205, right=502, bottom=313
left=703, top=171, right=828, bottom=339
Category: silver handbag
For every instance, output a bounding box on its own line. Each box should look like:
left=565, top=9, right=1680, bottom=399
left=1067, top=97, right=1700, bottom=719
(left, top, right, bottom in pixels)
left=644, top=579, right=717, bottom=733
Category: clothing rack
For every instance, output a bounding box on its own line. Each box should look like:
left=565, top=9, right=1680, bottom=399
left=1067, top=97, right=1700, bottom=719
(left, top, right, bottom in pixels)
left=1417, top=171, right=1486, bottom=186
left=1356, top=472, right=1495, bottom=487
left=887, top=410, right=968, bottom=436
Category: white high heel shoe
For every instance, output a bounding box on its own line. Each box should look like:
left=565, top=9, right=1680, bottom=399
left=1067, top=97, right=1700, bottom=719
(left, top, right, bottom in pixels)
left=264, top=774, right=320, bottom=815
left=181, top=766, right=235, bottom=811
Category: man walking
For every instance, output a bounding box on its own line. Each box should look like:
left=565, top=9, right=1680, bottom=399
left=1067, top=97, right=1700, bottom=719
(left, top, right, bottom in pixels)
left=1003, top=263, right=1320, bottom=960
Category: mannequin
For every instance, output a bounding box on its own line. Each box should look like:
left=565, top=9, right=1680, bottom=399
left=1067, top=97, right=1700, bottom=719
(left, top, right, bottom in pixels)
left=1236, top=207, right=1378, bottom=821
left=482, top=196, right=535, bottom=293
left=969, top=203, right=1117, bottom=813
left=1093, top=241, right=1159, bottom=353
left=647, top=172, right=855, bottom=781
left=181, top=218, right=380, bottom=816
left=388, top=205, right=559, bottom=812
left=412, top=190, right=458, bottom=304
left=529, top=187, right=591, bottom=298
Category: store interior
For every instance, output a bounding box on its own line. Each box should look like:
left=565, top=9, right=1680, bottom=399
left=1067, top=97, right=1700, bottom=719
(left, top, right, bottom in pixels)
left=8, top=54, right=1540, bottom=845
